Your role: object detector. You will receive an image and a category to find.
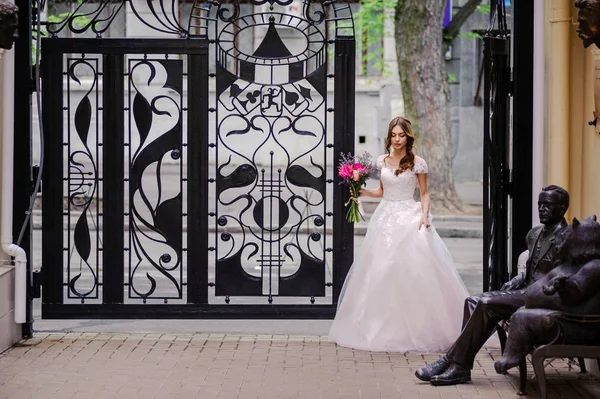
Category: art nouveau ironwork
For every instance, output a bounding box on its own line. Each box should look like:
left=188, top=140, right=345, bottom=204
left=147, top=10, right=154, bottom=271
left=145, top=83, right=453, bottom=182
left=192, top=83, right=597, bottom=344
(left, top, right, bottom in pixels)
left=40, top=0, right=355, bottom=318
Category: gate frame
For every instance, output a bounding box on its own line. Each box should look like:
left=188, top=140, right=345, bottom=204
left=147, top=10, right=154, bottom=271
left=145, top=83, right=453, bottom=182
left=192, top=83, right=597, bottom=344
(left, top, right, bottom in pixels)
left=38, top=7, right=356, bottom=319
left=14, top=0, right=34, bottom=337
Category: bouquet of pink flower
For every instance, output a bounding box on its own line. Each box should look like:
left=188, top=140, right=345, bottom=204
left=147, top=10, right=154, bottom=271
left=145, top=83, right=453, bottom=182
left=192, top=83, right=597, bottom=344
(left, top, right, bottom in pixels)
left=338, top=151, right=376, bottom=223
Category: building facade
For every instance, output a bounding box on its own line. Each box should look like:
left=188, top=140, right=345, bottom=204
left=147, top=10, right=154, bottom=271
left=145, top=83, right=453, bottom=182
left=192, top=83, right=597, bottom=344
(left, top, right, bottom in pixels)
left=536, top=0, right=600, bottom=223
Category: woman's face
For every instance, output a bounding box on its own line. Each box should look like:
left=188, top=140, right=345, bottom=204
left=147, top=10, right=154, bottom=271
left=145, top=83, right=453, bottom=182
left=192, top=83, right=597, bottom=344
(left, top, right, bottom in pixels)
left=390, top=125, right=407, bottom=151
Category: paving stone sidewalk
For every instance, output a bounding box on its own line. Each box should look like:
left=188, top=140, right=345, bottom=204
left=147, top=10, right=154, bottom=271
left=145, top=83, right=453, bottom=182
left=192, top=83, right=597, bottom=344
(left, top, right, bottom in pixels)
left=1, top=334, right=599, bottom=399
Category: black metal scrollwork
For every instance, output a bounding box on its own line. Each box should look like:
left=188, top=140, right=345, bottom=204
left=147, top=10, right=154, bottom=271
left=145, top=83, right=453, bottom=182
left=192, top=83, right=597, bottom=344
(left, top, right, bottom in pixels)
left=128, top=59, right=183, bottom=300
left=47, top=0, right=126, bottom=37
left=42, top=0, right=356, bottom=314
left=211, top=1, right=350, bottom=302
left=66, top=58, right=100, bottom=300
left=43, top=1, right=354, bottom=39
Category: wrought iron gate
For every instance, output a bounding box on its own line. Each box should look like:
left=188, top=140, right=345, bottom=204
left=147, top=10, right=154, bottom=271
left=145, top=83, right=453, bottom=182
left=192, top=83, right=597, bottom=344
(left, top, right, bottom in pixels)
left=40, top=0, right=355, bottom=318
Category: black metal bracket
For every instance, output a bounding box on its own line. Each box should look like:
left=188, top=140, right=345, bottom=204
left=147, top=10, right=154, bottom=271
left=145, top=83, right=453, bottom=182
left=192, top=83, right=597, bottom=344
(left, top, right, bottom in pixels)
left=31, top=270, right=42, bottom=299
left=31, top=165, right=41, bottom=194
left=29, top=68, right=37, bottom=93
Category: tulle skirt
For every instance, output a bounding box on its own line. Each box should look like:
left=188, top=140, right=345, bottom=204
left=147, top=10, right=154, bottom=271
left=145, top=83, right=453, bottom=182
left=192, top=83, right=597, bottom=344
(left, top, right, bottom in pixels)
left=329, top=198, right=469, bottom=353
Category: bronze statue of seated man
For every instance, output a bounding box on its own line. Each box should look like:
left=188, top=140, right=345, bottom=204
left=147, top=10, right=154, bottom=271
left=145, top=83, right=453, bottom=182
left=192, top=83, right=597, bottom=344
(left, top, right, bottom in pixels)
left=415, top=185, right=570, bottom=386
left=494, top=215, right=600, bottom=373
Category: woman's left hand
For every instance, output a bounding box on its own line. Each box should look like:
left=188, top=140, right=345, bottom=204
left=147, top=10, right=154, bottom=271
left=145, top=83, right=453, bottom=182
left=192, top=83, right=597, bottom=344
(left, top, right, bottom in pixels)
left=419, top=214, right=430, bottom=230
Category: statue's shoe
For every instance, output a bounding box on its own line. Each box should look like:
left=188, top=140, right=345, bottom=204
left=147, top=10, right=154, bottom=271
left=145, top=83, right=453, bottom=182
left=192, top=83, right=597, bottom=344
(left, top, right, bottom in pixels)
left=429, top=364, right=471, bottom=386
left=414, top=357, right=450, bottom=382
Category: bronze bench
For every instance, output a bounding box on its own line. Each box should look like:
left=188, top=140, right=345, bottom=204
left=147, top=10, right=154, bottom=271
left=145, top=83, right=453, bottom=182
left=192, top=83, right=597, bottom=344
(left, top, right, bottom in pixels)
left=498, top=312, right=600, bottom=399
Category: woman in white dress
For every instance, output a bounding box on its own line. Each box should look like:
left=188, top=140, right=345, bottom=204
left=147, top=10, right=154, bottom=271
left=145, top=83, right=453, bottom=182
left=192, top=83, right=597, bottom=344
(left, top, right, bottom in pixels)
left=329, top=116, right=469, bottom=353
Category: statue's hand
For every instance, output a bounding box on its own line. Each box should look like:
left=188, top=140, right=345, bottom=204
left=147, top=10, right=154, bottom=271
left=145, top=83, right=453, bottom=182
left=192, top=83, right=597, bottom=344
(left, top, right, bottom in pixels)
left=501, top=273, right=524, bottom=291
left=542, top=275, right=569, bottom=296
left=501, top=280, right=515, bottom=291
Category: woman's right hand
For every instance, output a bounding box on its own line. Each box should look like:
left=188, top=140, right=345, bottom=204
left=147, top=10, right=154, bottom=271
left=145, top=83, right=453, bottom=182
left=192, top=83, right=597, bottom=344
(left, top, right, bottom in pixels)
left=349, top=187, right=362, bottom=199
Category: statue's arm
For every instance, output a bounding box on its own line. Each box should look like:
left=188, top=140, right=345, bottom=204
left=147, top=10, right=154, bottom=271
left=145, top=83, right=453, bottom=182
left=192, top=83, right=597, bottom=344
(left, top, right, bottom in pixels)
left=557, top=259, right=600, bottom=305
left=502, top=272, right=526, bottom=290
left=501, top=228, right=540, bottom=290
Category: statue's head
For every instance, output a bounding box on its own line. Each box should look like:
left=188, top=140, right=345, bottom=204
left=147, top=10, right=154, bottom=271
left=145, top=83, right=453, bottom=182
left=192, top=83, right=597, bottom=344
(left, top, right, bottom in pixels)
left=538, top=185, right=569, bottom=226
left=0, top=1, right=19, bottom=50
left=575, top=0, right=600, bottom=48
left=554, top=215, right=600, bottom=264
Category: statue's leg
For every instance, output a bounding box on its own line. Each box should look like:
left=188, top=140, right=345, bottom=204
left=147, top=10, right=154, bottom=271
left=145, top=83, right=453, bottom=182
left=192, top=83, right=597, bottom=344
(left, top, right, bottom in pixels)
left=494, top=309, right=560, bottom=374
left=447, top=291, right=525, bottom=369
left=462, top=294, right=482, bottom=329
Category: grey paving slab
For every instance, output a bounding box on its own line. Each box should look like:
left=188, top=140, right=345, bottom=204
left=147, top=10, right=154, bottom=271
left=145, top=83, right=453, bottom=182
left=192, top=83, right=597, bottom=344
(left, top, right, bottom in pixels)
left=1, top=334, right=598, bottom=399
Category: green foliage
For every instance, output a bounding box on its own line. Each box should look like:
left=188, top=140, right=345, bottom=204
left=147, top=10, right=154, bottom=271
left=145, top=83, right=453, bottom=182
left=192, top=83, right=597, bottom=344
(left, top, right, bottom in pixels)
left=32, top=12, right=91, bottom=65
left=31, top=30, right=48, bottom=65
left=477, top=4, right=491, bottom=15
left=457, top=31, right=482, bottom=40
left=355, top=0, right=484, bottom=76
left=448, top=73, right=457, bottom=83
left=354, top=0, right=396, bottom=77
left=47, top=12, right=91, bottom=29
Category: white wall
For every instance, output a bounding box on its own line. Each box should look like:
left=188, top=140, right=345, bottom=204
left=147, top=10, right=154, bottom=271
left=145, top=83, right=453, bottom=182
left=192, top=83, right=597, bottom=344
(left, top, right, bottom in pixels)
left=0, top=48, right=20, bottom=351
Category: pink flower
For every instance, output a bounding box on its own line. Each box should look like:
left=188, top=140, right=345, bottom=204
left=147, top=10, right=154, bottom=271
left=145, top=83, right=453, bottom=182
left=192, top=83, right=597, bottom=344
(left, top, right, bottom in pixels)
left=352, top=169, right=360, bottom=182
left=338, top=165, right=353, bottom=179
left=353, top=163, right=365, bottom=172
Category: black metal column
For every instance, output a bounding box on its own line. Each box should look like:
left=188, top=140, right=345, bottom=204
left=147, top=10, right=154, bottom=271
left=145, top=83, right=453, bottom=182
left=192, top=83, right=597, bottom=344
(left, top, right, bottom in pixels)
left=333, top=37, right=355, bottom=304
left=187, top=44, right=209, bottom=304
left=14, top=0, right=33, bottom=337
left=483, top=32, right=511, bottom=292
left=102, top=54, right=124, bottom=304
left=41, top=43, right=64, bottom=305
left=510, top=0, right=534, bottom=277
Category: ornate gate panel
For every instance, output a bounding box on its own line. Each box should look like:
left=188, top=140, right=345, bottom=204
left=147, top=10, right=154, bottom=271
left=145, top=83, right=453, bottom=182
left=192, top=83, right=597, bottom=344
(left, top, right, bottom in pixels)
left=40, top=0, right=355, bottom=318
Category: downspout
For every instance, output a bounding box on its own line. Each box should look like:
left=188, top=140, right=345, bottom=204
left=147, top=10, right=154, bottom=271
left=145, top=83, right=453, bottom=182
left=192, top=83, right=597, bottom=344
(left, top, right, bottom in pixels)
left=547, top=0, right=571, bottom=196
left=532, top=0, right=544, bottom=225
left=1, top=47, right=27, bottom=324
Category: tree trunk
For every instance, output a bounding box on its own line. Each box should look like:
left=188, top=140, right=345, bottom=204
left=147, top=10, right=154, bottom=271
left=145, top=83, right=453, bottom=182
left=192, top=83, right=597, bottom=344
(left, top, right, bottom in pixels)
left=394, top=0, right=465, bottom=213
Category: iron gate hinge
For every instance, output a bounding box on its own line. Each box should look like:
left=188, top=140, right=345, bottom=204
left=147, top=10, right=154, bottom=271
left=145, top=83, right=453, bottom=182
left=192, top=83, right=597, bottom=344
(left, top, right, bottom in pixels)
left=31, top=270, right=42, bottom=299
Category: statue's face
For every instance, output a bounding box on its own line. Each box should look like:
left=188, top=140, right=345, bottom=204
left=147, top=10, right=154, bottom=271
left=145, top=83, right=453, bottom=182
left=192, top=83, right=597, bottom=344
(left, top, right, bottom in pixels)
left=0, top=13, right=19, bottom=50
left=538, top=191, right=566, bottom=226
left=576, top=0, right=600, bottom=48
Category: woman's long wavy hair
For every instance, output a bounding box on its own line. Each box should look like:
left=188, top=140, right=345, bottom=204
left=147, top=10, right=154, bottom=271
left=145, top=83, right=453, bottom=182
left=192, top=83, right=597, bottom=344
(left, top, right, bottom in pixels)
left=385, top=116, right=416, bottom=176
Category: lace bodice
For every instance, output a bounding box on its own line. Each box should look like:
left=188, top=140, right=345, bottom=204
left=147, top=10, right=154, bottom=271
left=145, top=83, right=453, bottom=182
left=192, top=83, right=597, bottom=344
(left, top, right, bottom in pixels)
left=376, top=155, right=428, bottom=201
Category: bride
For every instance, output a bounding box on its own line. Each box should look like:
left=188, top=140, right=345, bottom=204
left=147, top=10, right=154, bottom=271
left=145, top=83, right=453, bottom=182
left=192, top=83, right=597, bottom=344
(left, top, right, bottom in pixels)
left=329, top=116, right=469, bottom=353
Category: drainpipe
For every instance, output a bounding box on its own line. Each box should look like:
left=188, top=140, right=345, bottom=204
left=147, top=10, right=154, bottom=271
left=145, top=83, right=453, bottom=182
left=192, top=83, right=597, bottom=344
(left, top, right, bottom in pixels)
left=532, top=0, right=544, bottom=225
left=1, top=47, right=27, bottom=324
left=547, top=0, right=571, bottom=195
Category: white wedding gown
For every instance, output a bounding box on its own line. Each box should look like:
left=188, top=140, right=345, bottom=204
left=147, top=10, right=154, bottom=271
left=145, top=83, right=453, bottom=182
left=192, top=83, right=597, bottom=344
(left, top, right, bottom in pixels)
left=329, top=155, right=469, bottom=353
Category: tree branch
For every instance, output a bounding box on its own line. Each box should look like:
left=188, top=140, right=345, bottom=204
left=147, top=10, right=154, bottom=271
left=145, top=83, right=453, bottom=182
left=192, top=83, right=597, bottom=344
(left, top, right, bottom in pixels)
left=443, top=0, right=483, bottom=41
